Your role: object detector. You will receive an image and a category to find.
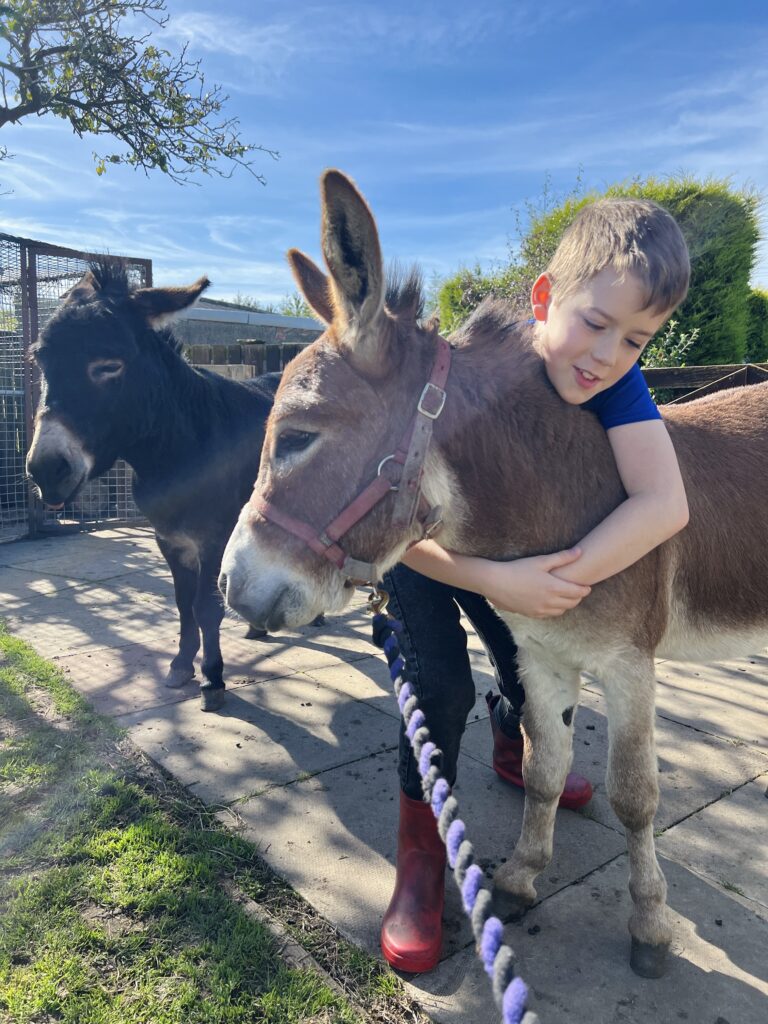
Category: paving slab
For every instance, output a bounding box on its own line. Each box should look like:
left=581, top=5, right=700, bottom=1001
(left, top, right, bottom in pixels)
left=55, top=628, right=293, bottom=717
left=464, top=686, right=768, bottom=834
left=0, top=535, right=73, bottom=568
left=56, top=634, right=191, bottom=716
left=657, top=778, right=768, bottom=911
left=0, top=561, right=175, bottom=616
left=299, top=650, right=496, bottom=724
left=3, top=578, right=180, bottom=658
left=0, top=528, right=164, bottom=581
left=0, top=565, right=88, bottom=601
left=228, top=626, right=371, bottom=672
left=412, top=856, right=768, bottom=1024
left=655, top=657, right=768, bottom=750
left=231, top=594, right=499, bottom=675
left=229, top=731, right=627, bottom=960
left=121, top=672, right=400, bottom=805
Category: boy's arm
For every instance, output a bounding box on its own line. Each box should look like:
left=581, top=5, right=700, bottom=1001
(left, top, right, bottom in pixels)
left=551, top=419, right=689, bottom=587
left=401, top=542, right=591, bottom=618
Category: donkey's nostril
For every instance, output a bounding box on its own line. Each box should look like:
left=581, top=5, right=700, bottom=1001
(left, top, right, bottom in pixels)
left=52, top=454, right=71, bottom=483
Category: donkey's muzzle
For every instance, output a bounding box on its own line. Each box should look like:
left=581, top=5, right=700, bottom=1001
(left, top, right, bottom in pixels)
left=26, top=450, right=86, bottom=506
left=26, top=415, right=92, bottom=506
left=220, top=569, right=295, bottom=633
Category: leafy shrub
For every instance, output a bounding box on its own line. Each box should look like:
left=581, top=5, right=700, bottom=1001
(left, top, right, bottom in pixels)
left=437, top=263, right=526, bottom=333
left=641, top=320, right=700, bottom=403
left=745, top=288, right=768, bottom=363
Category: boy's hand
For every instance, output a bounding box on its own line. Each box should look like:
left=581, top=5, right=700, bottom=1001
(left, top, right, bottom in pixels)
left=485, top=548, right=591, bottom=618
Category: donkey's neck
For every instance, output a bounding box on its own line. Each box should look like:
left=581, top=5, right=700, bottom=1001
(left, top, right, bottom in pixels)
left=429, top=322, right=625, bottom=559
left=119, top=344, right=203, bottom=475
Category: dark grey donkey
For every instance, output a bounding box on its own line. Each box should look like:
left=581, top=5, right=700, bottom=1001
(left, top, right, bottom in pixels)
left=26, top=262, right=283, bottom=712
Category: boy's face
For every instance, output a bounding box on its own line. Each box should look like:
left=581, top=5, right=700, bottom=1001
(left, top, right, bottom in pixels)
left=531, top=268, right=672, bottom=405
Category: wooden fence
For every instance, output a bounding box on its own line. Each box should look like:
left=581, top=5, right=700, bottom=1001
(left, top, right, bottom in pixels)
left=186, top=334, right=321, bottom=379
left=642, top=363, right=768, bottom=403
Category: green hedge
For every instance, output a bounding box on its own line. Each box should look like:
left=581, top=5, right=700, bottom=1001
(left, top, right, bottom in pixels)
left=745, top=288, right=768, bottom=363
left=437, top=264, right=525, bottom=333
left=438, top=176, right=761, bottom=365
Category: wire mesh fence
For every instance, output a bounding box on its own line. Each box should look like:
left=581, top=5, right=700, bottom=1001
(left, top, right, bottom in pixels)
left=0, top=234, right=151, bottom=543
left=1, top=236, right=32, bottom=543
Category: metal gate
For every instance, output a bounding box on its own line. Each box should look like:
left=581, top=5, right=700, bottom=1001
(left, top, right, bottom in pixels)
left=0, top=234, right=152, bottom=542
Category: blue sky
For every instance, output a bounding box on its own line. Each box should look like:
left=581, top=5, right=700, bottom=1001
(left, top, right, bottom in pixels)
left=1, top=0, right=766, bottom=304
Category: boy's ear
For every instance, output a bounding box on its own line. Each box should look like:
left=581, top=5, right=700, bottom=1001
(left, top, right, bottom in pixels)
left=530, top=273, right=552, bottom=322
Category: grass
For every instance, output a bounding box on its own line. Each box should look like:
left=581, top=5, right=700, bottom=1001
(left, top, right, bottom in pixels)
left=0, top=622, right=428, bottom=1024
left=718, top=878, right=746, bottom=897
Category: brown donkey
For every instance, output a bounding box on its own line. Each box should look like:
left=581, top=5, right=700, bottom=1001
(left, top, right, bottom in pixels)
left=220, top=171, right=768, bottom=977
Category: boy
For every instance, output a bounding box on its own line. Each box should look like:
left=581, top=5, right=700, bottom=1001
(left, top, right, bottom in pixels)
left=380, top=198, right=691, bottom=973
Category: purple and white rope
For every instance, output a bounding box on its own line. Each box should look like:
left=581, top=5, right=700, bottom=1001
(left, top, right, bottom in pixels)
left=373, top=611, right=540, bottom=1024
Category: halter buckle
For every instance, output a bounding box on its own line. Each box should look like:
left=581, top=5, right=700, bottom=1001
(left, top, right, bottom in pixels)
left=417, top=382, right=447, bottom=420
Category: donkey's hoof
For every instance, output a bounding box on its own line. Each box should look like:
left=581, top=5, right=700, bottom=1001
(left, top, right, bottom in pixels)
left=492, top=868, right=536, bottom=921
left=200, top=687, right=226, bottom=713
left=630, top=938, right=669, bottom=978
left=165, top=667, right=195, bottom=689
left=491, top=886, right=535, bottom=921
left=245, top=625, right=268, bottom=640
left=310, top=613, right=326, bottom=627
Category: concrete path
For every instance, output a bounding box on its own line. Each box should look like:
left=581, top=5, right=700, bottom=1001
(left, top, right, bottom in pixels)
left=2, top=526, right=766, bottom=1024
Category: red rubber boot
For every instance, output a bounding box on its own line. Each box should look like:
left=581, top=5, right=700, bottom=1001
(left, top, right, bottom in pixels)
left=381, top=790, right=446, bottom=973
left=486, top=692, right=593, bottom=810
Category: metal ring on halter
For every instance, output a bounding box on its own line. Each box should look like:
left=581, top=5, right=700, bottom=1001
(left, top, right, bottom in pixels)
left=376, top=454, right=399, bottom=491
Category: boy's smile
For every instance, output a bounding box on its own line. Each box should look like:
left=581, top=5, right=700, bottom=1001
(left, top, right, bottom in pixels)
left=531, top=268, right=672, bottom=406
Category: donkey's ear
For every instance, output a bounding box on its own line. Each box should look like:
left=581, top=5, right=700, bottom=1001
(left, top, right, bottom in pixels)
left=62, top=270, right=100, bottom=305
left=320, top=171, right=388, bottom=372
left=287, top=249, right=334, bottom=324
left=131, top=276, right=210, bottom=327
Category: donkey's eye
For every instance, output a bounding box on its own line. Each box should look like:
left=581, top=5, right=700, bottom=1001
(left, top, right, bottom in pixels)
left=88, top=358, right=124, bottom=384
left=275, top=430, right=318, bottom=460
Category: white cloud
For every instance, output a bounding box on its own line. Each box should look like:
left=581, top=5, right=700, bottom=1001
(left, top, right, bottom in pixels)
left=163, top=12, right=300, bottom=94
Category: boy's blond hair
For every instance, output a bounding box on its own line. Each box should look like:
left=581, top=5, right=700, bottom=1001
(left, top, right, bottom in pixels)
left=546, top=199, right=690, bottom=314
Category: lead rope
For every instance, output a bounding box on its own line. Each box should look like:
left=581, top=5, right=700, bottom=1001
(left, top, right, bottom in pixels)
left=370, top=590, right=540, bottom=1024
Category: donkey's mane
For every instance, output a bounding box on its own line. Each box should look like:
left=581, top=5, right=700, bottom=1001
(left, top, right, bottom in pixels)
left=451, top=296, right=532, bottom=350
left=88, top=259, right=184, bottom=356
left=385, top=262, right=424, bottom=321
left=89, top=258, right=134, bottom=298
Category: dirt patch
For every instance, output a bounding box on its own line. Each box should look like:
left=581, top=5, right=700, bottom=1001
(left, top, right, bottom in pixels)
left=81, top=903, right=146, bottom=938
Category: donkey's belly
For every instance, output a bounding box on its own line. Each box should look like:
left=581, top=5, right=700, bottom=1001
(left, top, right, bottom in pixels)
left=657, top=599, right=768, bottom=663
left=498, top=612, right=630, bottom=678
left=503, top=607, right=768, bottom=674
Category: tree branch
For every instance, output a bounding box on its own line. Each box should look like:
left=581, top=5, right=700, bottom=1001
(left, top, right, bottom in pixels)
left=0, top=0, right=275, bottom=182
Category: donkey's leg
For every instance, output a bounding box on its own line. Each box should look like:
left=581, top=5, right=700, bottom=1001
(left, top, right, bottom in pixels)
left=194, top=555, right=227, bottom=712
left=604, top=654, right=671, bottom=978
left=156, top=535, right=200, bottom=689
left=493, top=651, right=581, bottom=912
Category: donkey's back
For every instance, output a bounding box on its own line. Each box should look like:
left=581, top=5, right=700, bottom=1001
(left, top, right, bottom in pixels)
left=659, top=381, right=768, bottom=661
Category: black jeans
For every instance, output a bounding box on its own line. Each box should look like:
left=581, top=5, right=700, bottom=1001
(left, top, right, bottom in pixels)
left=384, top=562, right=526, bottom=801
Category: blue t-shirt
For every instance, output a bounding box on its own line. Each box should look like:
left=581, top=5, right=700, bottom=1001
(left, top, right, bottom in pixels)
left=583, top=363, right=660, bottom=430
